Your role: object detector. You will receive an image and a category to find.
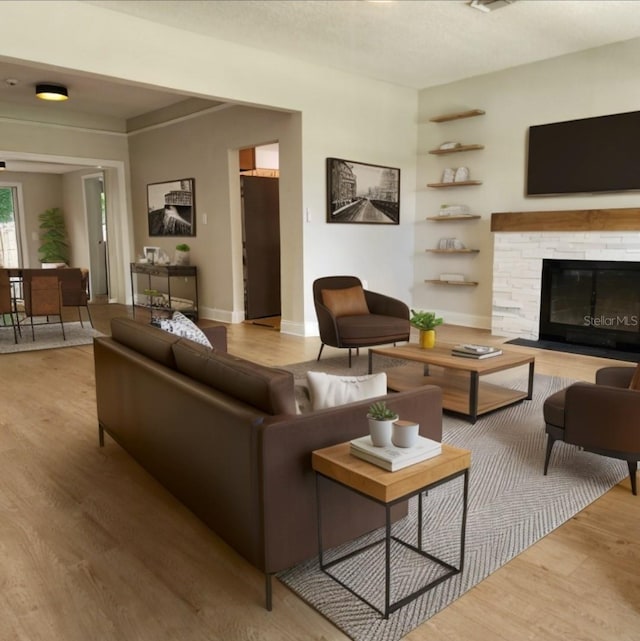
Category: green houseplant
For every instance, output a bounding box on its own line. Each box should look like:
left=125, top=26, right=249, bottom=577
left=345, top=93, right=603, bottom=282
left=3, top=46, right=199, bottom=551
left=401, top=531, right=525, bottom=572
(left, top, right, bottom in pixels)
left=367, top=401, right=398, bottom=447
left=410, top=309, right=443, bottom=349
left=38, top=207, right=69, bottom=265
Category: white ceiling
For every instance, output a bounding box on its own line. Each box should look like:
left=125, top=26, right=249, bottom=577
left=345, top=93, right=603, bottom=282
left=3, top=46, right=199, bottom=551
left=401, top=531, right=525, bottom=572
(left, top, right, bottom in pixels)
left=3, top=0, right=640, bottom=172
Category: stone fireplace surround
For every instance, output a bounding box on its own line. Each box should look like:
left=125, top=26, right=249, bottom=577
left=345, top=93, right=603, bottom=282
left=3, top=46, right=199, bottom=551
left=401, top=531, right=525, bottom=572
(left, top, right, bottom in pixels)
left=490, top=208, right=640, bottom=340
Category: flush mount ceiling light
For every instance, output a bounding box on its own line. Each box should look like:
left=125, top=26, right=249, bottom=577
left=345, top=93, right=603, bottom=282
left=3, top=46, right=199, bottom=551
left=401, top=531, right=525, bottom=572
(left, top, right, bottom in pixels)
left=35, top=83, right=69, bottom=101
left=470, top=0, right=517, bottom=12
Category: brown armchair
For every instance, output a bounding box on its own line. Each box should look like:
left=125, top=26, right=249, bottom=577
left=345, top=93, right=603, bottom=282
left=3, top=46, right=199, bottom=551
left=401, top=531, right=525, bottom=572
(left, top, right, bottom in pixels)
left=543, top=365, right=640, bottom=495
left=313, top=275, right=410, bottom=367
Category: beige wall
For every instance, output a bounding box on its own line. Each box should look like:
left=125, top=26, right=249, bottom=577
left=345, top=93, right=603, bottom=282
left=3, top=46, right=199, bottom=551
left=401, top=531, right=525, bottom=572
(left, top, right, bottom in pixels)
left=128, top=105, right=300, bottom=322
left=2, top=1, right=417, bottom=335
left=417, top=37, right=640, bottom=329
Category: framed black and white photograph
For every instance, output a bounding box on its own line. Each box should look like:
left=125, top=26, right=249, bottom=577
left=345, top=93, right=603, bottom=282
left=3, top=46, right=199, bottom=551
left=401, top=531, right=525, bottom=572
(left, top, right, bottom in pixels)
left=326, top=158, right=400, bottom=224
left=147, top=178, right=196, bottom=237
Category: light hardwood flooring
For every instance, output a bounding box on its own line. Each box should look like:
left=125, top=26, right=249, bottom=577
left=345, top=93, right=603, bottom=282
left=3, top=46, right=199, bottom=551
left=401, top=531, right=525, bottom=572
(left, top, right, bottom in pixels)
left=1, top=303, right=639, bottom=641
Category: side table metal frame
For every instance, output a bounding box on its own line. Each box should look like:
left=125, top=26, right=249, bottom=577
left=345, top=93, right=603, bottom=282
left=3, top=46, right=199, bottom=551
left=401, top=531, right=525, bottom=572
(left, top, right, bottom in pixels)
left=315, top=467, right=469, bottom=619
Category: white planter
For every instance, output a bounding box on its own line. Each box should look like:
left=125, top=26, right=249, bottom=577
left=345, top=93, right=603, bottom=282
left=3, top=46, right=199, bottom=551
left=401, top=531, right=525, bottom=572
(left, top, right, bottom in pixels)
left=368, top=416, right=396, bottom=447
left=174, top=250, right=190, bottom=266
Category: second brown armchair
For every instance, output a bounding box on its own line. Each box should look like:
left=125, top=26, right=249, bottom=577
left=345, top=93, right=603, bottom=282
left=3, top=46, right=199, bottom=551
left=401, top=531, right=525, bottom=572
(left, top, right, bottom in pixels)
left=313, top=275, right=410, bottom=367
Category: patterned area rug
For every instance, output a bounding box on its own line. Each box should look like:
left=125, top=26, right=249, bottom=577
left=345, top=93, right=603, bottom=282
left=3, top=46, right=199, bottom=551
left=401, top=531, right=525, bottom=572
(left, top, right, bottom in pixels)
left=277, top=365, right=627, bottom=641
left=0, top=320, right=101, bottom=354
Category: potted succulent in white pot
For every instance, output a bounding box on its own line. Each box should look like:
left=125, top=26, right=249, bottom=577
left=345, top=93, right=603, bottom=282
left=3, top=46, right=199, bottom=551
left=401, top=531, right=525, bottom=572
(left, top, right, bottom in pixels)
left=174, top=243, right=191, bottom=266
left=410, top=309, right=444, bottom=349
left=367, top=401, right=398, bottom=447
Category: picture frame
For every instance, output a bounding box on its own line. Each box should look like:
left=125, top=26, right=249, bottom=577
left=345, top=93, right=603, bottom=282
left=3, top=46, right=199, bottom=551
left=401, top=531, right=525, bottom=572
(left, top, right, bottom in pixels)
left=142, top=246, right=161, bottom=263
left=326, top=158, right=400, bottom=224
left=147, top=178, right=196, bottom=237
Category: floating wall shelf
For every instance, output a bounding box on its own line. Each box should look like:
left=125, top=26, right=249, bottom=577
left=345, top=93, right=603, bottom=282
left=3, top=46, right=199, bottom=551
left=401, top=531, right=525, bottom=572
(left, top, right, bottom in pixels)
left=428, top=144, right=484, bottom=155
left=429, top=109, right=485, bottom=123
left=427, top=181, right=482, bottom=188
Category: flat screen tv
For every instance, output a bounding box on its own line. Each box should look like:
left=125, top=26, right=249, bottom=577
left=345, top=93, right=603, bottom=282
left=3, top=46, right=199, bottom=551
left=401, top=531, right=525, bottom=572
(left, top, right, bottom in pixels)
left=526, top=110, right=640, bottom=196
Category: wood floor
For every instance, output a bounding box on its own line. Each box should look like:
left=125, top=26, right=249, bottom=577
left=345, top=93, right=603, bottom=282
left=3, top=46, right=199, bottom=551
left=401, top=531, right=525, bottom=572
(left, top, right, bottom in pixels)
left=1, top=303, right=639, bottom=641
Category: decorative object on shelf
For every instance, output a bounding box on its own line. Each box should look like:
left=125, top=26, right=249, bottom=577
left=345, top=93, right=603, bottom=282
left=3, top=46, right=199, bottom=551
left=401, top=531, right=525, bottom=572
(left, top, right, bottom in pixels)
left=367, top=401, right=398, bottom=447
left=438, top=237, right=467, bottom=250
left=454, top=167, right=470, bottom=182
left=174, top=243, right=191, bottom=266
left=429, top=143, right=484, bottom=155
left=410, top=309, right=443, bottom=349
left=439, top=141, right=461, bottom=150
left=147, top=178, right=196, bottom=237
left=38, top=207, right=69, bottom=266
left=439, top=204, right=470, bottom=217
left=143, top=246, right=160, bottom=264
left=441, top=167, right=455, bottom=183
left=425, top=279, right=478, bottom=286
left=326, top=157, right=400, bottom=225
left=391, top=419, right=420, bottom=448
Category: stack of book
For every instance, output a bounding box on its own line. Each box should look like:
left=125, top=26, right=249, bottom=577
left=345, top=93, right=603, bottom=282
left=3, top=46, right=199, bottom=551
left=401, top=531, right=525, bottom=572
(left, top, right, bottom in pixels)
left=452, top=343, right=502, bottom=359
left=350, top=435, right=442, bottom=472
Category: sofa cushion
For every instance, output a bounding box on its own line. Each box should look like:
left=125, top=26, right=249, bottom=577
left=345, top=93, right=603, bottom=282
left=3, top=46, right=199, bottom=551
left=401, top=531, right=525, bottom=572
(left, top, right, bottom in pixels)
left=322, top=285, right=369, bottom=318
left=172, top=339, right=296, bottom=415
left=110, top=317, right=179, bottom=369
left=307, top=371, right=387, bottom=410
left=629, top=364, right=640, bottom=391
left=543, top=388, right=567, bottom=429
left=157, top=311, right=212, bottom=348
left=336, top=314, right=409, bottom=341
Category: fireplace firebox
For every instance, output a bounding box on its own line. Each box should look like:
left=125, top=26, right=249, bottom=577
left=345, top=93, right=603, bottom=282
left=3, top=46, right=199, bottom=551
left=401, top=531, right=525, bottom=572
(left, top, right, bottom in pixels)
left=539, top=259, right=640, bottom=352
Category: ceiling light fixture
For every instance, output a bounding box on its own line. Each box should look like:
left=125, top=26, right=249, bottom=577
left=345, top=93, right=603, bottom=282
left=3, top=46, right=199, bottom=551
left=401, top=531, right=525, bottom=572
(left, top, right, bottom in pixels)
left=35, top=83, right=69, bottom=101
left=470, top=0, right=517, bottom=13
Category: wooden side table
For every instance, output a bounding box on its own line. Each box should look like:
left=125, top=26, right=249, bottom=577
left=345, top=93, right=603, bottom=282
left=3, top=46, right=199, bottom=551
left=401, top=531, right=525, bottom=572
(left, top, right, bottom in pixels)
left=312, top=442, right=471, bottom=619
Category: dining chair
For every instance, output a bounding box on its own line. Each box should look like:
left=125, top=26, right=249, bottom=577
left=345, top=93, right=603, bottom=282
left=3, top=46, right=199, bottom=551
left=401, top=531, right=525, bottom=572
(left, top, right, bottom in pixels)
left=21, top=269, right=66, bottom=341
left=0, top=269, right=19, bottom=343
left=59, top=268, right=93, bottom=327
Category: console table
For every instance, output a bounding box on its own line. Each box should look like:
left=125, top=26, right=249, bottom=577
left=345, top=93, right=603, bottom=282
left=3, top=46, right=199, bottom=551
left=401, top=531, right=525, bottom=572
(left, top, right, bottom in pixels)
left=130, top=263, right=198, bottom=321
left=312, top=442, right=470, bottom=619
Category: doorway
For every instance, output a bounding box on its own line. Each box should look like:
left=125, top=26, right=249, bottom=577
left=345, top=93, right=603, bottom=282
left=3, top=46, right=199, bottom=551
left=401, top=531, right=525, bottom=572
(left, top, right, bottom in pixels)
left=83, top=173, right=109, bottom=300
left=241, top=174, right=281, bottom=321
left=0, top=184, right=24, bottom=268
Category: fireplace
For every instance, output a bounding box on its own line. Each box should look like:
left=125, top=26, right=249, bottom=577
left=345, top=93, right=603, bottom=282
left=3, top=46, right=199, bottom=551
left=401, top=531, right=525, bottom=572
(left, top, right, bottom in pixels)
left=539, top=259, right=640, bottom=352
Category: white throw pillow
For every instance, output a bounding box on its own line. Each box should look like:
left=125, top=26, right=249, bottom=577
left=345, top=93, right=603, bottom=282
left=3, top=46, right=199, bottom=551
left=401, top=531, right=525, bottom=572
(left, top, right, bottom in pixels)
left=158, top=311, right=212, bottom=348
left=306, top=371, right=387, bottom=411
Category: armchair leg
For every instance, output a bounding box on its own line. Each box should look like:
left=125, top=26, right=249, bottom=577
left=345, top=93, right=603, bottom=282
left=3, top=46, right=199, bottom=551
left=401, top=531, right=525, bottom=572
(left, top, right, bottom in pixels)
left=348, top=348, right=352, bottom=368
left=265, top=573, right=273, bottom=611
left=317, top=343, right=325, bottom=362
left=543, top=433, right=556, bottom=475
left=628, top=461, right=637, bottom=496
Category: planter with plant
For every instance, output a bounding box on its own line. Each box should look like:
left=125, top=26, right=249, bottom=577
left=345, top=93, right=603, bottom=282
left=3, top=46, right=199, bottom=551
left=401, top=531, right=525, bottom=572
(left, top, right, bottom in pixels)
left=174, top=243, right=191, bottom=266
left=38, top=207, right=69, bottom=266
left=410, top=309, right=443, bottom=349
left=367, top=401, right=398, bottom=447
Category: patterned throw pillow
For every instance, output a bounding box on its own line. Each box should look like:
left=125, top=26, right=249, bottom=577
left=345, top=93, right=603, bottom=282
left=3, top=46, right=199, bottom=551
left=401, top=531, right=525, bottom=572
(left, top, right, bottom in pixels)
left=158, top=311, right=212, bottom=348
left=306, top=371, right=387, bottom=410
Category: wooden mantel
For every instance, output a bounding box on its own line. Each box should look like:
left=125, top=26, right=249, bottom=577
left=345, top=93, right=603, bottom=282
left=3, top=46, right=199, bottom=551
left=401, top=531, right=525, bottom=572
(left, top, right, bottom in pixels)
left=491, top=208, right=640, bottom=232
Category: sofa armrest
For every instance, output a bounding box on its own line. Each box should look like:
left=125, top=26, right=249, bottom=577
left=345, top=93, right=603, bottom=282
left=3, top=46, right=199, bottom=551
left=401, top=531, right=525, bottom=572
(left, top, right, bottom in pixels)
left=202, top=324, right=228, bottom=352
left=258, top=385, right=442, bottom=573
left=595, top=365, right=635, bottom=388
left=364, top=290, right=409, bottom=320
left=564, top=382, right=640, bottom=453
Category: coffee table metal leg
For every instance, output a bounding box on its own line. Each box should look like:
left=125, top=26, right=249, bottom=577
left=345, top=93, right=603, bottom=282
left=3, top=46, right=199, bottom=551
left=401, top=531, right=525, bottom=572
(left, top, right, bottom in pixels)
left=469, top=372, right=479, bottom=423
left=368, top=350, right=374, bottom=375
left=527, top=361, right=535, bottom=399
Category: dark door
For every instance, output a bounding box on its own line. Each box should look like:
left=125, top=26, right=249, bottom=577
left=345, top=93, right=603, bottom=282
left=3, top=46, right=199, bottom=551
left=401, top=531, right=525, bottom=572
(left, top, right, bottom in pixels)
left=241, top=176, right=281, bottom=319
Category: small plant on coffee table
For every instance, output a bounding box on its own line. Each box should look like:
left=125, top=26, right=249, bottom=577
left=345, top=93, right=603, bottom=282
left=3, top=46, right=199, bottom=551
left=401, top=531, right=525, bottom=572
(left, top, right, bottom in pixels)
left=368, top=401, right=398, bottom=421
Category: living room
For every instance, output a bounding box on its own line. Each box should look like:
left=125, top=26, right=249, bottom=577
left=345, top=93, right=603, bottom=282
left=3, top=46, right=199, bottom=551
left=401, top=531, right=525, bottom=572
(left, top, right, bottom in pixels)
left=2, top=1, right=640, bottom=640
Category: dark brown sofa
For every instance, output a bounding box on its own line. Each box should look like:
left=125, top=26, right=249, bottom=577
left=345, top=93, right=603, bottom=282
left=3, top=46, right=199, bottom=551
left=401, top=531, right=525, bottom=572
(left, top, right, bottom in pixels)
left=94, top=318, right=443, bottom=609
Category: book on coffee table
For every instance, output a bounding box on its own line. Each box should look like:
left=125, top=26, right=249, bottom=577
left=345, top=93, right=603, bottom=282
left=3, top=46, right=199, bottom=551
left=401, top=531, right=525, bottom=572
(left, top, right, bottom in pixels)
left=452, top=343, right=503, bottom=359
left=350, top=435, right=442, bottom=471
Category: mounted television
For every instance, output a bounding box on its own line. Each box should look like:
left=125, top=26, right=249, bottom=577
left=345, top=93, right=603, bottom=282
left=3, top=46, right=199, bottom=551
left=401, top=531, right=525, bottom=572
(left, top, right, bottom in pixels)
left=526, top=110, right=640, bottom=196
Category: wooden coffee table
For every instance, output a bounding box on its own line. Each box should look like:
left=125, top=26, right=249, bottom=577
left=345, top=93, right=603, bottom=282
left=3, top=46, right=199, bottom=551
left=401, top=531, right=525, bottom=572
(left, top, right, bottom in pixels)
left=368, top=342, right=535, bottom=423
